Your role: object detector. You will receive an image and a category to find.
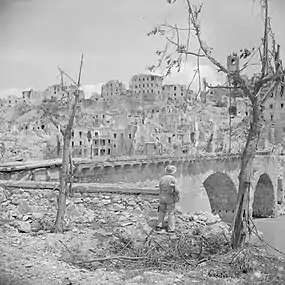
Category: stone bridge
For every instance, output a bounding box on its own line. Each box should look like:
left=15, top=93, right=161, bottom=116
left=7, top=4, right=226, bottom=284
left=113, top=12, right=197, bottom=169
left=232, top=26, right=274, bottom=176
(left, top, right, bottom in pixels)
left=1, top=153, right=284, bottom=223
left=72, top=154, right=284, bottom=222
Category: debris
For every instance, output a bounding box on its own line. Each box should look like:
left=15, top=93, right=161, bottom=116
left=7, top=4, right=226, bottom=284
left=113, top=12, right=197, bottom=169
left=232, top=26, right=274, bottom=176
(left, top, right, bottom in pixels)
left=13, top=221, right=32, bottom=233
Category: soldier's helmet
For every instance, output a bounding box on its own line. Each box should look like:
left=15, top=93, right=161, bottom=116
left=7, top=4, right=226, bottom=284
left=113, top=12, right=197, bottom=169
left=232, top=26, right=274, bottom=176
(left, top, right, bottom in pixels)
left=165, top=165, right=177, bottom=175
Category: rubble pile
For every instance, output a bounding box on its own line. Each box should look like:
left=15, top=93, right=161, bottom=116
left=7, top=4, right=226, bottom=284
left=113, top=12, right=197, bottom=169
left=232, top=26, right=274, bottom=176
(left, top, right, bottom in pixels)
left=0, top=131, right=56, bottom=163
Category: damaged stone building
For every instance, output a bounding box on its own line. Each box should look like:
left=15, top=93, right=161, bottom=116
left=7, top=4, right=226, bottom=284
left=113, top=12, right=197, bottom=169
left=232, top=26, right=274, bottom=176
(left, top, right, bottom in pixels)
left=70, top=125, right=137, bottom=158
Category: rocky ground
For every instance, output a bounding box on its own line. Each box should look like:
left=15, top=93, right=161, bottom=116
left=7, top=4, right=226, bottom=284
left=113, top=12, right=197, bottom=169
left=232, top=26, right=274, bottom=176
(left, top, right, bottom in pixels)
left=0, top=185, right=285, bottom=284
left=0, top=207, right=285, bottom=284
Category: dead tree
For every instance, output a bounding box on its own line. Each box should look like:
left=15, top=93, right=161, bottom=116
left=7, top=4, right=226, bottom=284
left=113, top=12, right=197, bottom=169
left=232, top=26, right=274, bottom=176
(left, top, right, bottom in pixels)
left=39, top=54, right=84, bottom=233
left=148, top=0, right=284, bottom=248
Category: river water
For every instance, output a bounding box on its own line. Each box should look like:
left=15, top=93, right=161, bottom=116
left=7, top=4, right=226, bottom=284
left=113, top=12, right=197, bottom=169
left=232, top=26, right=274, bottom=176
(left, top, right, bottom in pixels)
left=254, top=215, right=285, bottom=256
left=177, top=194, right=285, bottom=256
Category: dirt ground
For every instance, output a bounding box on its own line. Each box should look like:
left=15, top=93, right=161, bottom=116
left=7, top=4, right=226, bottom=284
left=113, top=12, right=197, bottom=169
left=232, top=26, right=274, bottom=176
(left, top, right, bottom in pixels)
left=0, top=221, right=240, bottom=285
left=1, top=219, right=285, bottom=285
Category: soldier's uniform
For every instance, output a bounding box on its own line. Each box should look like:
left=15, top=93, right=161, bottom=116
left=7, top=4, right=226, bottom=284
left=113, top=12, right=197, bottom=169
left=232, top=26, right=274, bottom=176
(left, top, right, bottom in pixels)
left=157, top=165, right=180, bottom=233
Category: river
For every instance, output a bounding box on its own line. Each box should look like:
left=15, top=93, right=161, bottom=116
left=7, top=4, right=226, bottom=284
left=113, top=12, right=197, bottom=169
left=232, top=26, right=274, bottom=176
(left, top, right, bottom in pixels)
left=178, top=194, right=285, bottom=256
left=254, top=215, right=285, bottom=256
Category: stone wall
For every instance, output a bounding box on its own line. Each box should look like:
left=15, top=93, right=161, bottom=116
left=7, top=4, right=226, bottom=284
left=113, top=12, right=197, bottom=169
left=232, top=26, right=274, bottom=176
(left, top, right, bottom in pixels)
left=0, top=186, right=159, bottom=233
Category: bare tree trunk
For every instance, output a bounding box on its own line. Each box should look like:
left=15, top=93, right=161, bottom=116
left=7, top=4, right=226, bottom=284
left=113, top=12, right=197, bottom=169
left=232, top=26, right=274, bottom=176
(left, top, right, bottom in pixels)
left=53, top=135, right=70, bottom=232
left=53, top=94, right=80, bottom=232
left=53, top=54, right=84, bottom=233
left=231, top=100, right=262, bottom=249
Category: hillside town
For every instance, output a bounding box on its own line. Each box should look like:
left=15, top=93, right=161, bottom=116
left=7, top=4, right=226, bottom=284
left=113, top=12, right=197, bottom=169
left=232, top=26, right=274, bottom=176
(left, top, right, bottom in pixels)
left=0, top=53, right=283, bottom=163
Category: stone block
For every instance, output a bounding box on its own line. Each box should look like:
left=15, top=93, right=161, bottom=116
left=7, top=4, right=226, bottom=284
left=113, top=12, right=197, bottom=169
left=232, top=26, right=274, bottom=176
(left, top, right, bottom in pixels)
left=113, top=204, right=125, bottom=212
left=14, top=221, right=32, bottom=233
left=49, top=168, right=60, bottom=180
left=0, top=193, right=6, bottom=203
left=17, top=200, right=32, bottom=214
left=32, top=212, right=44, bottom=220
left=33, top=169, right=47, bottom=181
left=103, top=199, right=111, bottom=205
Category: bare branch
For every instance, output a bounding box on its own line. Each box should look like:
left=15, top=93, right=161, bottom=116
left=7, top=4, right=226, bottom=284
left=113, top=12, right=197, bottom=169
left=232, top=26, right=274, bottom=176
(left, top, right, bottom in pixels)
left=65, top=54, right=84, bottom=136
left=204, top=82, right=236, bottom=90
left=197, top=48, right=202, bottom=96
left=45, top=113, right=65, bottom=135
left=241, top=43, right=263, bottom=71
left=58, top=67, right=77, bottom=85
left=175, top=24, right=180, bottom=48
left=258, top=46, right=263, bottom=62
left=258, top=70, right=285, bottom=86
left=161, top=23, right=195, bottom=32
left=185, top=1, right=227, bottom=72
left=203, top=77, right=233, bottom=100
left=187, top=70, right=198, bottom=92
left=261, top=0, right=269, bottom=76
left=165, top=37, right=205, bottom=57
left=185, top=2, right=192, bottom=62
left=77, top=54, right=84, bottom=86
left=185, top=0, right=252, bottom=99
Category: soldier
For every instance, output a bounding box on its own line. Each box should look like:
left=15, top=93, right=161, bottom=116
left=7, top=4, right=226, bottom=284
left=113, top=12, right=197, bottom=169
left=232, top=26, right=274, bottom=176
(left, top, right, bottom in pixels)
left=156, top=165, right=180, bottom=233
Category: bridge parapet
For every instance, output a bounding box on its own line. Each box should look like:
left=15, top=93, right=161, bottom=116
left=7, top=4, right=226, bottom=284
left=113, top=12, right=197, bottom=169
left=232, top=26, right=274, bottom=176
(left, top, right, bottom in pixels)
left=0, top=153, right=282, bottom=184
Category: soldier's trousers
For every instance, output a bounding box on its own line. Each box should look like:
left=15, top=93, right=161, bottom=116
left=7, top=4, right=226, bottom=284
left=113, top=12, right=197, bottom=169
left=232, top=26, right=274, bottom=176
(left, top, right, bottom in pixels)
left=157, top=202, right=175, bottom=231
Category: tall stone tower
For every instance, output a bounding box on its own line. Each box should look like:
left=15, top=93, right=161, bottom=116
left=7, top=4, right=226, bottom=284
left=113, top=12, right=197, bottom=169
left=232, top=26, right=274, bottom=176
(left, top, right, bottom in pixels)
left=227, top=53, right=239, bottom=87
left=227, top=53, right=240, bottom=74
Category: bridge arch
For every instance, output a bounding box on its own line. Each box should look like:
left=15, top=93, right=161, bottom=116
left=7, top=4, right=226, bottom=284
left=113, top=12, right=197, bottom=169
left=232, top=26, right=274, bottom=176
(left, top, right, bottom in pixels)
left=203, top=172, right=238, bottom=223
left=252, top=173, right=275, bottom=218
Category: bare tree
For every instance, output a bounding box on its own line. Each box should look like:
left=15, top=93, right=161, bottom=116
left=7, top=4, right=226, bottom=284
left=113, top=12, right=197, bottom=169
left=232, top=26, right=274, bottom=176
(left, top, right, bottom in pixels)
left=39, top=54, right=84, bottom=233
left=148, top=0, right=284, bottom=248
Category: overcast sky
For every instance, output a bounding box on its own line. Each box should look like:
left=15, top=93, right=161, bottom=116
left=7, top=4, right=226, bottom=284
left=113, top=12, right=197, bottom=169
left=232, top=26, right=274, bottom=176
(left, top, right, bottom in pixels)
left=0, top=0, right=284, bottom=97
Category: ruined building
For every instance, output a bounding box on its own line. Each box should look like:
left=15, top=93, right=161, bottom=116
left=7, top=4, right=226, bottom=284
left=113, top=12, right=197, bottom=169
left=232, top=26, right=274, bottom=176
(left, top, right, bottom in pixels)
left=129, top=74, right=163, bottom=103
left=262, top=84, right=285, bottom=144
left=70, top=124, right=136, bottom=158
left=101, top=80, right=126, bottom=101
left=22, top=89, right=45, bottom=105
left=43, top=84, right=85, bottom=102
left=162, top=84, right=187, bottom=105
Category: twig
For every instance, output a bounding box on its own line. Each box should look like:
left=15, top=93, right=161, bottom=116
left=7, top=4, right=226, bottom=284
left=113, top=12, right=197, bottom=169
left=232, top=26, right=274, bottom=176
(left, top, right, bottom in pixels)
left=59, top=240, right=75, bottom=258
left=187, top=70, right=198, bottom=93
left=241, top=43, right=263, bottom=70
left=229, top=245, right=248, bottom=264
left=117, top=240, right=132, bottom=255
left=143, top=226, right=155, bottom=245
left=197, top=236, right=203, bottom=258
left=194, top=257, right=207, bottom=267
left=77, top=255, right=146, bottom=264
left=196, top=48, right=202, bottom=98
left=166, top=37, right=205, bottom=57
left=161, top=23, right=194, bottom=32
left=185, top=2, right=192, bottom=63
left=177, top=238, right=193, bottom=266
left=175, top=24, right=180, bottom=49
left=144, top=246, right=155, bottom=257
left=58, top=67, right=77, bottom=85
left=153, top=240, right=179, bottom=259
